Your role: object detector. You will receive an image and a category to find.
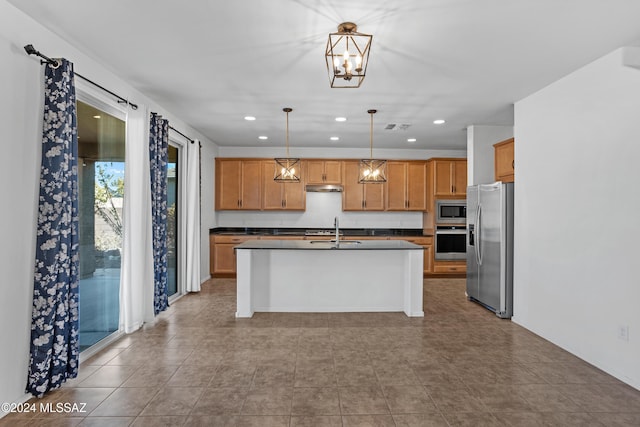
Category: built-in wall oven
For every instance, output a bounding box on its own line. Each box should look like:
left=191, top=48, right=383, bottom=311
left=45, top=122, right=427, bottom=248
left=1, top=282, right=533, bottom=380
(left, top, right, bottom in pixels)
left=435, top=199, right=467, bottom=260
left=435, top=225, right=467, bottom=260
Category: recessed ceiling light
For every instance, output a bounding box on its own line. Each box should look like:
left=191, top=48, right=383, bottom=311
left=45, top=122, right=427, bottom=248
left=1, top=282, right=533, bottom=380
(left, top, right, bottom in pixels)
left=330, top=136, right=339, bottom=141
left=335, top=117, right=347, bottom=122
left=258, top=136, right=268, bottom=140
left=244, top=116, right=256, bottom=121
left=93, top=115, right=101, bottom=119
left=407, top=138, right=417, bottom=143
left=433, top=119, right=445, bottom=124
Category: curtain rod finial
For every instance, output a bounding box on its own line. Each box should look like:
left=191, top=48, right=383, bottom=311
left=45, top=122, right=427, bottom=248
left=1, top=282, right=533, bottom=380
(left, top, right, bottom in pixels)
left=24, top=44, right=37, bottom=55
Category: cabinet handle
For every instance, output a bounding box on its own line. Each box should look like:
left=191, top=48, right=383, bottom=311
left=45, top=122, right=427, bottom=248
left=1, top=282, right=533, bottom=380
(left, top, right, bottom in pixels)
left=512, top=160, right=515, bottom=169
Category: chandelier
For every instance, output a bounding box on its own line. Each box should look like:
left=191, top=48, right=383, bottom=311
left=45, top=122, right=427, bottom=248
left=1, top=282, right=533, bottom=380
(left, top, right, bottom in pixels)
left=358, top=109, right=387, bottom=183
left=274, top=107, right=301, bottom=182
left=325, top=22, right=372, bottom=88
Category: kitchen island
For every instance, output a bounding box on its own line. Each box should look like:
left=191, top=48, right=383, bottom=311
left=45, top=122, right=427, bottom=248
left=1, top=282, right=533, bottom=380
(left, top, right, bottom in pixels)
left=234, top=239, right=424, bottom=318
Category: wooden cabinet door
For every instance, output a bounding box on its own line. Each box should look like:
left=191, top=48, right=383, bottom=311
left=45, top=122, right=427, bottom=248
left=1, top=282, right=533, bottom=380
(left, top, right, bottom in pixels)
left=240, top=160, right=262, bottom=209
left=213, top=243, right=236, bottom=274
left=262, top=161, right=285, bottom=209
left=283, top=181, right=305, bottom=210
left=452, top=160, right=467, bottom=197
left=305, top=160, right=326, bottom=184
left=323, top=161, right=342, bottom=184
left=306, top=160, right=342, bottom=184
left=432, top=159, right=467, bottom=197
left=215, top=159, right=241, bottom=210
left=215, top=159, right=262, bottom=210
left=212, top=235, right=253, bottom=275
left=494, top=138, right=514, bottom=182
left=407, top=162, right=427, bottom=210
left=262, top=161, right=305, bottom=210
left=342, top=161, right=365, bottom=210
left=363, top=183, right=385, bottom=210
left=423, top=244, right=433, bottom=273
left=209, top=234, right=216, bottom=275
left=433, top=160, right=453, bottom=197
left=385, top=161, right=407, bottom=210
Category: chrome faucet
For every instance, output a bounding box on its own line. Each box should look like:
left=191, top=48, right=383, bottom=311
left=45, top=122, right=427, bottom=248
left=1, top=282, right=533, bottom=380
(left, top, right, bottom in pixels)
left=334, top=216, right=340, bottom=245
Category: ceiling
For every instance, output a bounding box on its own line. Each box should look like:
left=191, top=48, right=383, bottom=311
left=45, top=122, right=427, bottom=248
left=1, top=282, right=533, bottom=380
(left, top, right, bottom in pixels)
left=11, top=0, right=640, bottom=151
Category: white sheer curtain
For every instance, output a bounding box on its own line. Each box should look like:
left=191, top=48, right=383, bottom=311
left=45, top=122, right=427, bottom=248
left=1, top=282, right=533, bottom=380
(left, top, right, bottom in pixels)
left=185, top=139, right=201, bottom=292
left=119, top=105, right=155, bottom=333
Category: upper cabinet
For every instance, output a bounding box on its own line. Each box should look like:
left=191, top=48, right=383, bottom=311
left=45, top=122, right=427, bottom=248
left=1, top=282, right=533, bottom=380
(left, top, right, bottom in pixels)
left=430, top=158, right=467, bottom=198
left=262, top=160, right=305, bottom=210
left=386, top=161, right=427, bottom=211
left=215, top=159, right=262, bottom=210
left=305, top=160, right=342, bottom=184
left=342, top=161, right=385, bottom=211
left=494, top=137, right=515, bottom=183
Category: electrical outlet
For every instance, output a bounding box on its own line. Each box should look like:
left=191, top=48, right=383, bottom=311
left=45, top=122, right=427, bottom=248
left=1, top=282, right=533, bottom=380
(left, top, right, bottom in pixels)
left=618, top=325, right=629, bottom=341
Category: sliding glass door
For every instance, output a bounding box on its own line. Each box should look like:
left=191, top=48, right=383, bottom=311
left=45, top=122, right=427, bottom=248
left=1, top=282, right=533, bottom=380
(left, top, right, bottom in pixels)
left=77, top=99, right=125, bottom=351
left=167, top=144, right=180, bottom=297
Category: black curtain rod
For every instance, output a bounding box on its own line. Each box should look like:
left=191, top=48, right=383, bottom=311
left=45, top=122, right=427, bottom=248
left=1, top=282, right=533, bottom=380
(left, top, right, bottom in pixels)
left=169, top=125, right=196, bottom=144
left=24, top=44, right=138, bottom=110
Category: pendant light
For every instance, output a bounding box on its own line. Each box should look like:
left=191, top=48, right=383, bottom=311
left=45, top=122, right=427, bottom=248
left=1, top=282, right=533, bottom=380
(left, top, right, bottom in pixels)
left=325, top=22, right=372, bottom=88
left=358, top=109, right=386, bottom=183
left=274, top=107, right=301, bottom=182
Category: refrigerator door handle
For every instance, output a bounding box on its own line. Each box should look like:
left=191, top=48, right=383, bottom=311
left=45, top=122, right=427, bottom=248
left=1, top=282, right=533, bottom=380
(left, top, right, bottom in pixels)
left=476, top=204, right=483, bottom=266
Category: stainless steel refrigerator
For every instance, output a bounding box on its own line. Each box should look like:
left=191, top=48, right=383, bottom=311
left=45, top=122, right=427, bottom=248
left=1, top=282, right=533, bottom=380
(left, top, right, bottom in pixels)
left=466, top=182, right=514, bottom=318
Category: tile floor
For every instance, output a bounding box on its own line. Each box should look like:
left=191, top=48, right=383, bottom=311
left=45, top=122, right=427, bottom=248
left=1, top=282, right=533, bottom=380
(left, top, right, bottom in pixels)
left=3, top=278, right=640, bottom=426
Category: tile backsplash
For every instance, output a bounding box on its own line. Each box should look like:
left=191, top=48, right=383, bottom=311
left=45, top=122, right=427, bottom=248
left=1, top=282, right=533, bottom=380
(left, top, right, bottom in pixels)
left=216, top=192, right=422, bottom=229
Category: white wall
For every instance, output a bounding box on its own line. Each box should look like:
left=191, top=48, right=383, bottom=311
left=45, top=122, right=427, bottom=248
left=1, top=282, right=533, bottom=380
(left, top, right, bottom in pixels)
left=200, top=141, right=218, bottom=281
left=0, top=0, right=218, bottom=410
left=513, top=47, right=640, bottom=389
left=466, top=125, right=513, bottom=185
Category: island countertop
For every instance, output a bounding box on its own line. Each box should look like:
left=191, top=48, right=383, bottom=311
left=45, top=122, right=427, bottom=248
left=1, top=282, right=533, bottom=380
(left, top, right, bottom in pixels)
left=234, top=239, right=423, bottom=250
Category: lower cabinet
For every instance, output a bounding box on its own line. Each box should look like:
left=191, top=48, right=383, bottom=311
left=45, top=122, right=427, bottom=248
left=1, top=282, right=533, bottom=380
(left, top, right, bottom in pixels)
left=210, top=235, right=254, bottom=276
left=432, top=260, right=466, bottom=274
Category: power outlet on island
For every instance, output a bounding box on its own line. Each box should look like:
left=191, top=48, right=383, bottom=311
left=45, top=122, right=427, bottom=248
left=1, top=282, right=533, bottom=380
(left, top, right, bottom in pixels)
left=618, top=325, right=629, bottom=342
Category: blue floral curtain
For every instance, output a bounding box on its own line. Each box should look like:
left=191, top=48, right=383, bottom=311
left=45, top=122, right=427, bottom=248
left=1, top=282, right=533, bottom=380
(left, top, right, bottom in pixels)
left=27, top=58, right=79, bottom=397
left=149, top=114, right=169, bottom=314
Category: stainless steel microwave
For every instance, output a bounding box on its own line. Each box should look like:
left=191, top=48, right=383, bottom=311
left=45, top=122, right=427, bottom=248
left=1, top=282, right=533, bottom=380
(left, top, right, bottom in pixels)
left=436, top=199, right=467, bottom=224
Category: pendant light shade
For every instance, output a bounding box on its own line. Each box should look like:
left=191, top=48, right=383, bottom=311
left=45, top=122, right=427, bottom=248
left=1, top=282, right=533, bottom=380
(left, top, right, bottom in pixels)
left=325, top=22, right=372, bottom=88
left=358, top=109, right=386, bottom=183
left=274, top=108, right=301, bottom=182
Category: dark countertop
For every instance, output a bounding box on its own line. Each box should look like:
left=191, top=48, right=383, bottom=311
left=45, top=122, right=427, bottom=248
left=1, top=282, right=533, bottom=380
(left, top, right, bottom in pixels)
left=210, top=227, right=430, bottom=237
left=235, top=239, right=423, bottom=250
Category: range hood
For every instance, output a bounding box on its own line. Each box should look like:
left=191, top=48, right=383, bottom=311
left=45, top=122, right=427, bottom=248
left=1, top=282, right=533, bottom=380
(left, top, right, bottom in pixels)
left=305, top=184, right=343, bottom=192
